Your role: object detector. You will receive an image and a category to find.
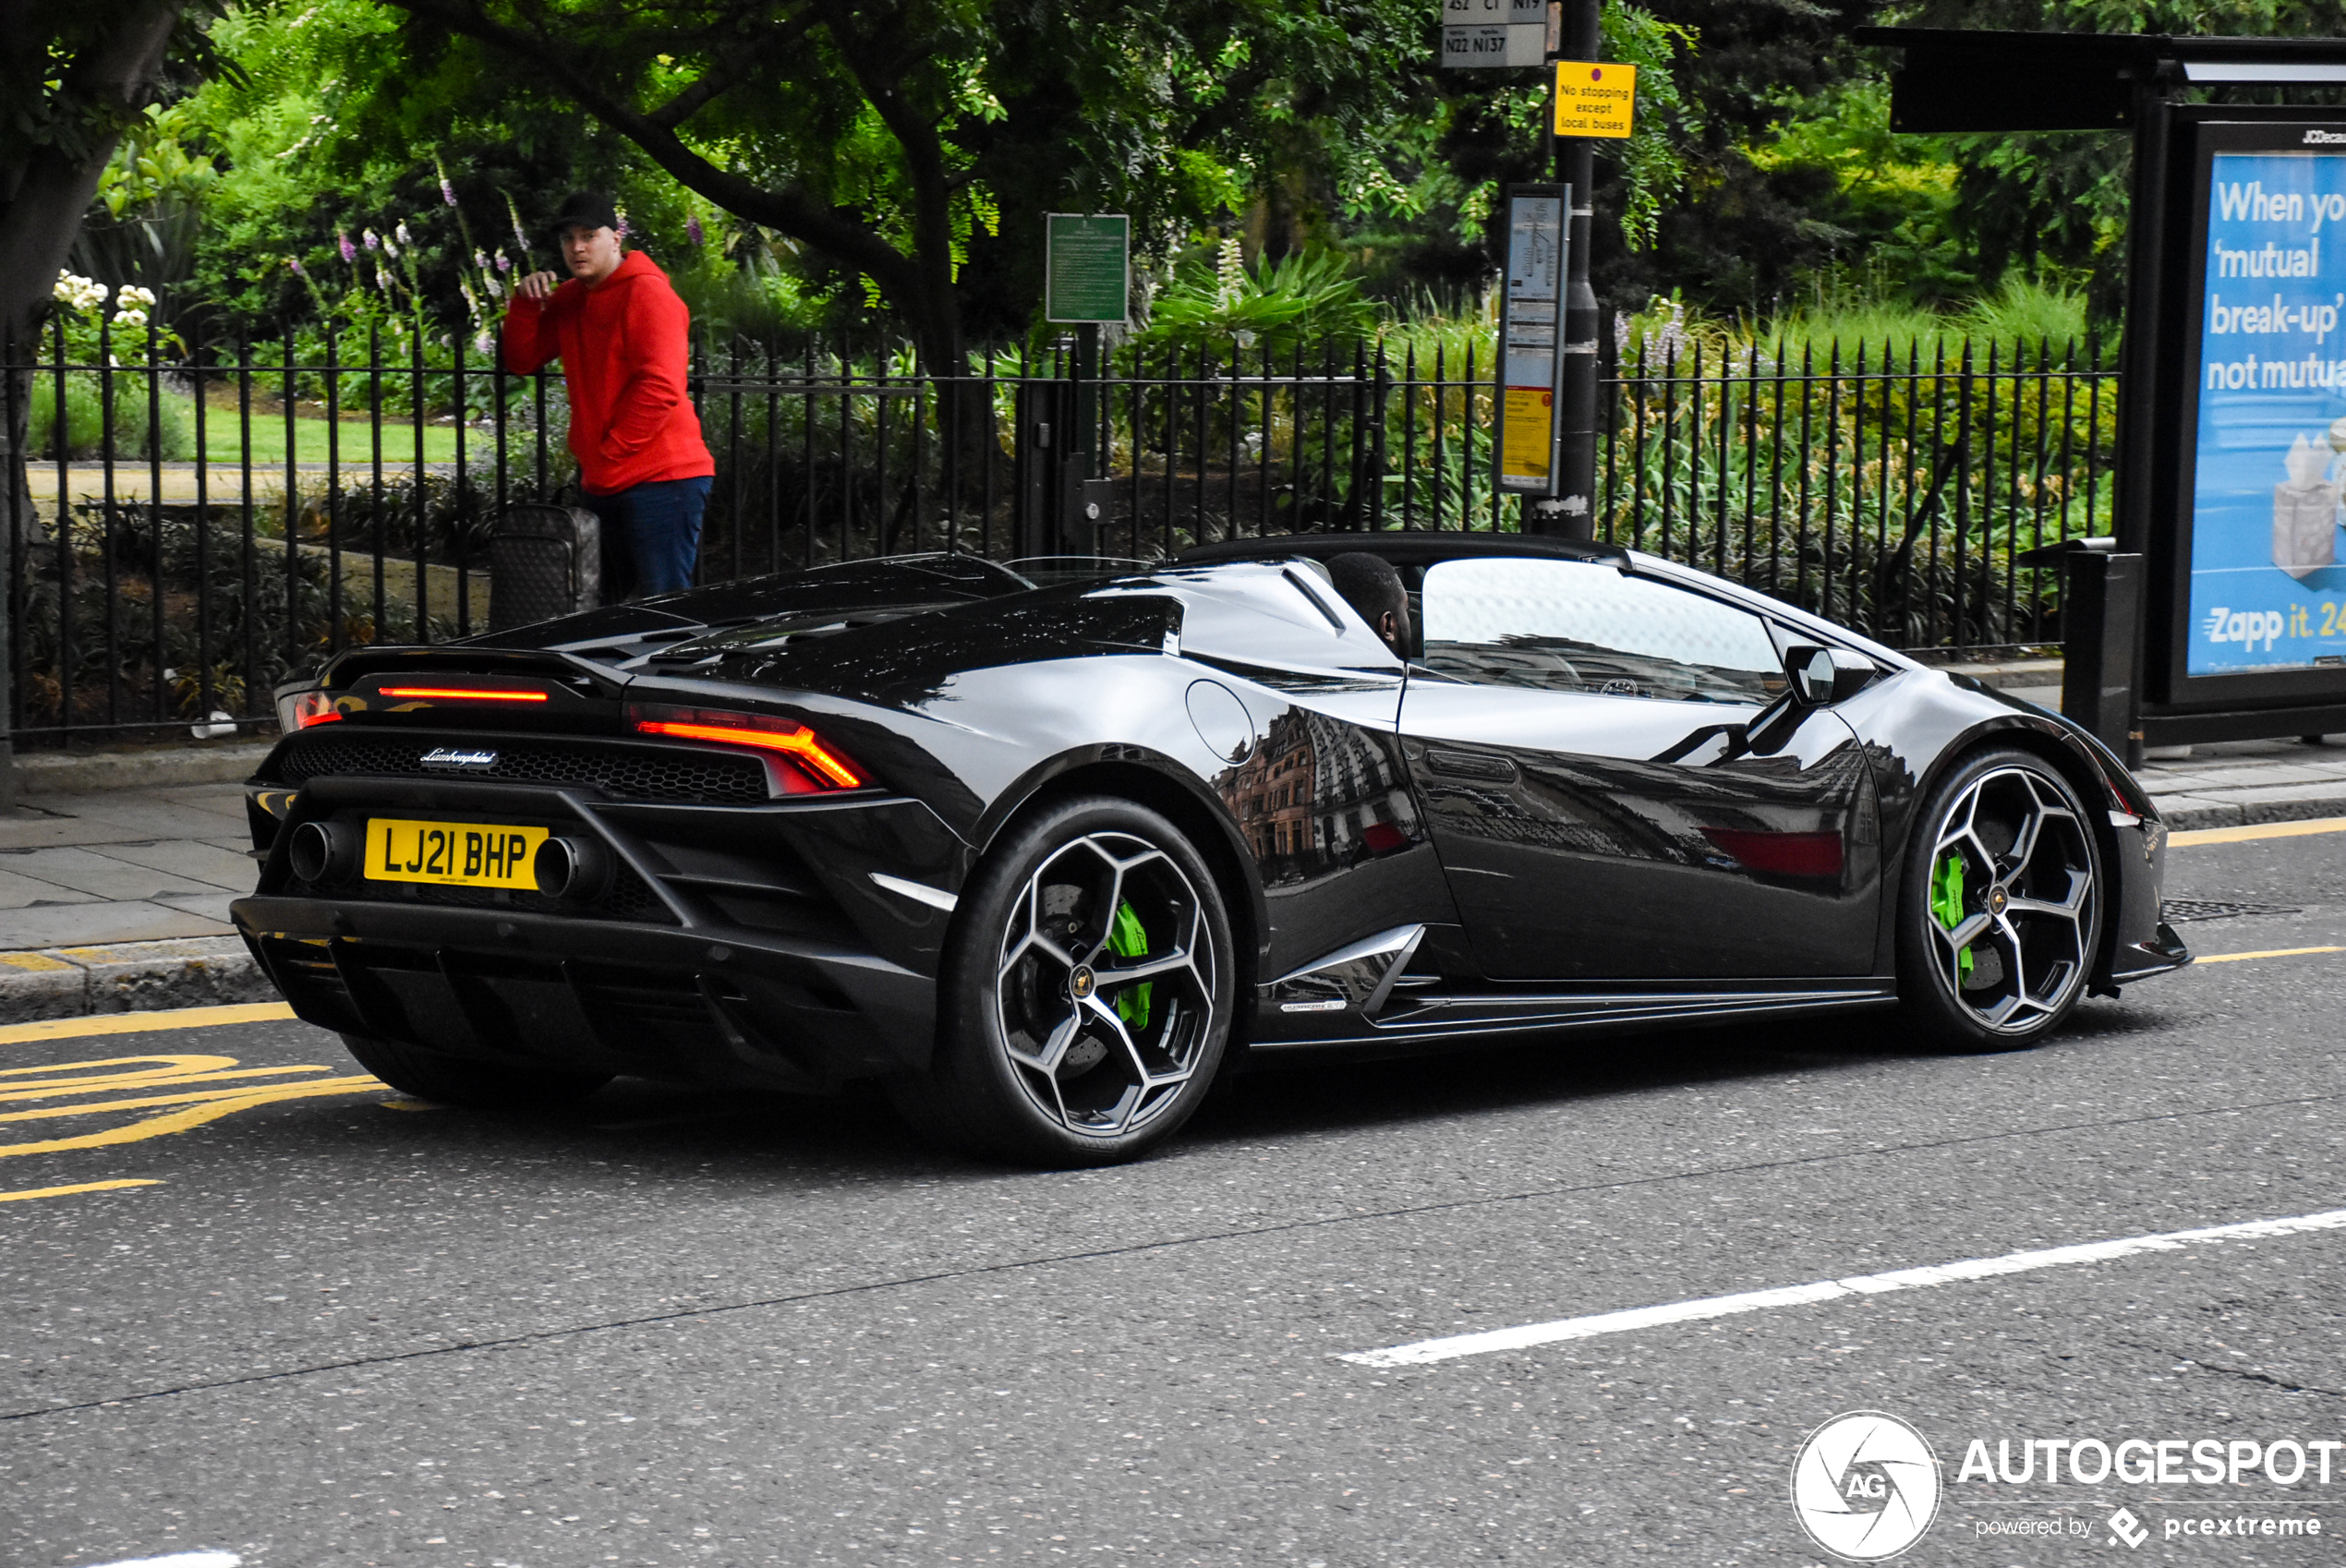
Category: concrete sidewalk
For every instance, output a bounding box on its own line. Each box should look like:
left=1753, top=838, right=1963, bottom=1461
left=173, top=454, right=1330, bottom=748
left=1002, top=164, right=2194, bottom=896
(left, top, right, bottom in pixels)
left=1, top=696, right=2341, bottom=1024
left=0, top=779, right=276, bottom=1022
left=2135, top=736, right=2346, bottom=827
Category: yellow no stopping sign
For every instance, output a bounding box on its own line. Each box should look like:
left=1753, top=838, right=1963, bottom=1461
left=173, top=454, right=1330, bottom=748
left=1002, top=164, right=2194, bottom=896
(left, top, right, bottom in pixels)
left=1554, top=60, right=1637, bottom=138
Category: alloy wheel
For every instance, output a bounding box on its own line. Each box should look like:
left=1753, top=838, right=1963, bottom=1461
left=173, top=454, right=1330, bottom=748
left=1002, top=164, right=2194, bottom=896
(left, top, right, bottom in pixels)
left=1924, top=765, right=2097, bottom=1034
left=993, top=831, right=1220, bottom=1139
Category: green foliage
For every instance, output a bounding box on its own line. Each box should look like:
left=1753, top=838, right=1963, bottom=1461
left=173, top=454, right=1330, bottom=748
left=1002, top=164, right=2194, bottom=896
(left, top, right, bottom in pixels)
left=1333, top=1, right=1698, bottom=308
left=67, top=102, right=224, bottom=326
left=1660, top=273, right=2109, bottom=364
left=18, top=505, right=352, bottom=733
left=1609, top=305, right=2118, bottom=648
left=173, top=0, right=693, bottom=338
left=2, top=0, right=236, bottom=192
left=89, top=102, right=222, bottom=222
left=1602, top=4, right=1701, bottom=249
left=25, top=373, right=196, bottom=461
left=1747, top=79, right=1975, bottom=308
left=1887, top=0, right=2346, bottom=310
left=1141, top=241, right=1378, bottom=357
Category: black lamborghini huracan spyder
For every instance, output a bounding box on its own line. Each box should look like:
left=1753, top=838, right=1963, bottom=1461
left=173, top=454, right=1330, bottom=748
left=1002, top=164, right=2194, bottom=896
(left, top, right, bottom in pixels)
left=233, top=532, right=2190, bottom=1164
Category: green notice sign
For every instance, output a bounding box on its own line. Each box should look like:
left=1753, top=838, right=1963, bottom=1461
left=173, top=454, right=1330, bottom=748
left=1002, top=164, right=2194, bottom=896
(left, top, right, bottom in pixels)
left=1045, top=213, right=1130, bottom=324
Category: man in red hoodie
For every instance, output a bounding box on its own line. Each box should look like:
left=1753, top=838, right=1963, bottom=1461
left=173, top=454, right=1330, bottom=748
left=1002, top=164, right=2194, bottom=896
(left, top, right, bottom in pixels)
left=504, top=191, right=715, bottom=599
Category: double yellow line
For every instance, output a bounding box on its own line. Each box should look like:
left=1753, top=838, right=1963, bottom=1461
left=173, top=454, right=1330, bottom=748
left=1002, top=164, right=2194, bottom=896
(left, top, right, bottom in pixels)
left=0, top=1002, right=378, bottom=1205
left=2168, top=815, right=2346, bottom=962
left=0, top=1000, right=295, bottom=1048
left=2169, top=815, right=2346, bottom=848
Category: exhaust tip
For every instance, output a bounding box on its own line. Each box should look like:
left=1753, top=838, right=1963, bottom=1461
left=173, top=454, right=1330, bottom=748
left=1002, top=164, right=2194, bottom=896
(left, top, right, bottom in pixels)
left=287, top=819, right=358, bottom=884
left=533, top=836, right=612, bottom=901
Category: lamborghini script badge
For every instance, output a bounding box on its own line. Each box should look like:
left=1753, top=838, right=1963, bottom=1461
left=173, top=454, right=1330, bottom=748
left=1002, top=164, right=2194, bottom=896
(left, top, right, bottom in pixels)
left=420, top=748, right=498, bottom=768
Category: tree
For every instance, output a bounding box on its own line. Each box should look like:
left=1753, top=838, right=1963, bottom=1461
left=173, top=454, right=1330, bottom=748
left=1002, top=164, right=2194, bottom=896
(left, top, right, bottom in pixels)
left=1595, top=0, right=1886, bottom=316
left=2, top=0, right=226, bottom=768
left=367, top=0, right=1426, bottom=370
left=1901, top=0, right=2346, bottom=316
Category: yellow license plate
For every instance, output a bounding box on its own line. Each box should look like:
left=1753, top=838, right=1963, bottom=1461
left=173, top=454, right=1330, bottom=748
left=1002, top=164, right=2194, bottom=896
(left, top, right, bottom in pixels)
left=364, top=818, right=550, bottom=888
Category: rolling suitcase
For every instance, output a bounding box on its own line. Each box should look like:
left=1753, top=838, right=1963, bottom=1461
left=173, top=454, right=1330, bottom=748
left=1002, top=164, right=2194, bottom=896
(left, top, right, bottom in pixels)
left=487, top=503, right=601, bottom=632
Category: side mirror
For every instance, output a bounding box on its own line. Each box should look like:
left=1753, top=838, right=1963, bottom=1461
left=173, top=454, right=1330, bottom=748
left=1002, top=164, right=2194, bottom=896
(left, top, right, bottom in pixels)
left=1784, top=644, right=1877, bottom=706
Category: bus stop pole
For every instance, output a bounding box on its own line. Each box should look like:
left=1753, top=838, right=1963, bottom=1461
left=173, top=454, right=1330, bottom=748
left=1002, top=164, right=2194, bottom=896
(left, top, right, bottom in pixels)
left=1538, top=0, right=1602, bottom=542
left=2105, top=78, right=2178, bottom=769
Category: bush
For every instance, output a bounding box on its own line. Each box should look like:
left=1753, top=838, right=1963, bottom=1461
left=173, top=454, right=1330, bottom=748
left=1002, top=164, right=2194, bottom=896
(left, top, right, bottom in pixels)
left=14, top=501, right=457, bottom=735
left=24, top=372, right=196, bottom=460
left=1140, top=243, right=1378, bottom=360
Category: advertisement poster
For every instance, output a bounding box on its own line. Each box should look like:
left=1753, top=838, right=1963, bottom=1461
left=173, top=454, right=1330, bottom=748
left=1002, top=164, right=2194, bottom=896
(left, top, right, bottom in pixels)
left=2189, top=142, right=2346, bottom=677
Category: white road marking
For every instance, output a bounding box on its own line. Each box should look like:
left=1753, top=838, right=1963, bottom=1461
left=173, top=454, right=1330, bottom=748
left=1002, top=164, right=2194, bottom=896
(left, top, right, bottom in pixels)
left=83, top=1554, right=240, bottom=1568
left=1340, top=1205, right=2346, bottom=1369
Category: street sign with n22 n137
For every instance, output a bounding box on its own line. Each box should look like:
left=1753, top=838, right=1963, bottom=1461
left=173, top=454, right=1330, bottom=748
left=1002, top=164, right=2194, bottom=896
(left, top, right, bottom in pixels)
left=1442, top=0, right=1546, bottom=68
left=1045, top=214, right=1129, bottom=324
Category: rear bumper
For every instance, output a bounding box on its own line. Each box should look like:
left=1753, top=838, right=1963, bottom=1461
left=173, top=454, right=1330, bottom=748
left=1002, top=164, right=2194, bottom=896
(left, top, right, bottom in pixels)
left=234, top=898, right=937, bottom=1091
left=233, top=764, right=969, bottom=1092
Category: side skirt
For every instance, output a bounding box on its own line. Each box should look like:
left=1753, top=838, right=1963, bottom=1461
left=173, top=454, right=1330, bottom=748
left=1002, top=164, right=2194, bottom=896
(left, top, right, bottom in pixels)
left=1247, top=980, right=1896, bottom=1053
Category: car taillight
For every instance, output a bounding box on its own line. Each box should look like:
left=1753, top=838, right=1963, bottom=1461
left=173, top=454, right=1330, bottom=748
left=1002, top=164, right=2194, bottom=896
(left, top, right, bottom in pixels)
left=376, top=686, right=550, bottom=704
left=277, top=689, right=340, bottom=730
left=626, top=704, right=865, bottom=790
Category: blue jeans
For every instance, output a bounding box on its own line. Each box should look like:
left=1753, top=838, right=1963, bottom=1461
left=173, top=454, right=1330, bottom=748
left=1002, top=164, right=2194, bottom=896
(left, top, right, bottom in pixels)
left=583, top=476, right=712, bottom=601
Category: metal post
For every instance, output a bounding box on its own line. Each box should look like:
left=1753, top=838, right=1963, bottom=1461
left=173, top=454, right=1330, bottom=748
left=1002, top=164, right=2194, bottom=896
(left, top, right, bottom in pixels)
left=1058, top=323, right=1099, bottom=554
left=2044, top=544, right=2143, bottom=759
left=1534, top=0, right=1602, bottom=541
left=2105, top=81, right=2172, bottom=769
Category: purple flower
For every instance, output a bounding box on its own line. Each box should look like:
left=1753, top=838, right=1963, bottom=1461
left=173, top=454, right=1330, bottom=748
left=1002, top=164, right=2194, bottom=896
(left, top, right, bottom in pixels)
left=363, top=228, right=380, bottom=251
left=687, top=214, right=704, bottom=247
left=441, top=178, right=457, bottom=206
left=338, top=230, right=356, bottom=263
left=288, top=257, right=308, bottom=279
left=494, top=248, right=511, bottom=272
left=474, top=249, right=489, bottom=271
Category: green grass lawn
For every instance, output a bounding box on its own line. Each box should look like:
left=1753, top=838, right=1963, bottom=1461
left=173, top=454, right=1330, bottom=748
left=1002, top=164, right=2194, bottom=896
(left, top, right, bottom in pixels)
left=200, top=413, right=477, bottom=465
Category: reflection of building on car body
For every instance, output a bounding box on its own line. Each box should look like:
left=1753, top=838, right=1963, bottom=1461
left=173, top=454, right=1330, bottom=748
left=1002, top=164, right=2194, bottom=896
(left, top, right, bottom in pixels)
left=237, top=535, right=2190, bottom=1165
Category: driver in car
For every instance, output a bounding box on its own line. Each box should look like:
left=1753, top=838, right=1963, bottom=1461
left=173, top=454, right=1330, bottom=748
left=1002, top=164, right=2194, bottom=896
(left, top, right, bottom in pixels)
left=1325, top=552, right=1411, bottom=658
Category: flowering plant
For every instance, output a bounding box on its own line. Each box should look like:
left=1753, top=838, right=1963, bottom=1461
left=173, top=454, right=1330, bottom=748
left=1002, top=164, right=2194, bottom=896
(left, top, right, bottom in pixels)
left=50, top=272, right=179, bottom=361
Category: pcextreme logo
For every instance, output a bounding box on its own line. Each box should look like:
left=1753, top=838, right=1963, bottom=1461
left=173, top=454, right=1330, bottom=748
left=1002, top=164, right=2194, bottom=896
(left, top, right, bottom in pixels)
left=1790, top=1410, right=1943, bottom=1562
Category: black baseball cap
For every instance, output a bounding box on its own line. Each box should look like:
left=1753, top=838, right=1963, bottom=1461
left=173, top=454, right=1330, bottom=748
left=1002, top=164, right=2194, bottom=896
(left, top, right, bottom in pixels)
left=550, top=191, right=619, bottom=237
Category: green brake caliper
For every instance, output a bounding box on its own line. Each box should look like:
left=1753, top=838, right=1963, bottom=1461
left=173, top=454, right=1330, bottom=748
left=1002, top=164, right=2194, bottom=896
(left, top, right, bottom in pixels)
left=1107, top=899, right=1153, bottom=1030
left=1929, top=850, right=1974, bottom=983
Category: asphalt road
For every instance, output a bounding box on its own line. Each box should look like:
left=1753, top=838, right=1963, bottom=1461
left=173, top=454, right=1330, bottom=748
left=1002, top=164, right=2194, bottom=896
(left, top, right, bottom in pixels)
left=4, top=822, right=2344, bottom=1568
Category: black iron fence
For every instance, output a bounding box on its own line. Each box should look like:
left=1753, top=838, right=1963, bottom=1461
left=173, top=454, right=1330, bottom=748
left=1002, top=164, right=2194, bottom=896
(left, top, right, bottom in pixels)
left=1, top=322, right=2114, bottom=746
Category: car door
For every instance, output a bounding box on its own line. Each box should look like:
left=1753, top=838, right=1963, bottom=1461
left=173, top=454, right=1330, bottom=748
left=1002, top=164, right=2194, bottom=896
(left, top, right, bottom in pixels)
left=1399, top=554, right=1880, bottom=981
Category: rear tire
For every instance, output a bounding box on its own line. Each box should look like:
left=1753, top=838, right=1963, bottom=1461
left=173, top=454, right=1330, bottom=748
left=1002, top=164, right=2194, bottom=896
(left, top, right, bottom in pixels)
left=1894, top=748, right=2103, bottom=1053
left=338, top=1031, right=611, bottom=1110
left=889, top=795, right=1235, bottom=1166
